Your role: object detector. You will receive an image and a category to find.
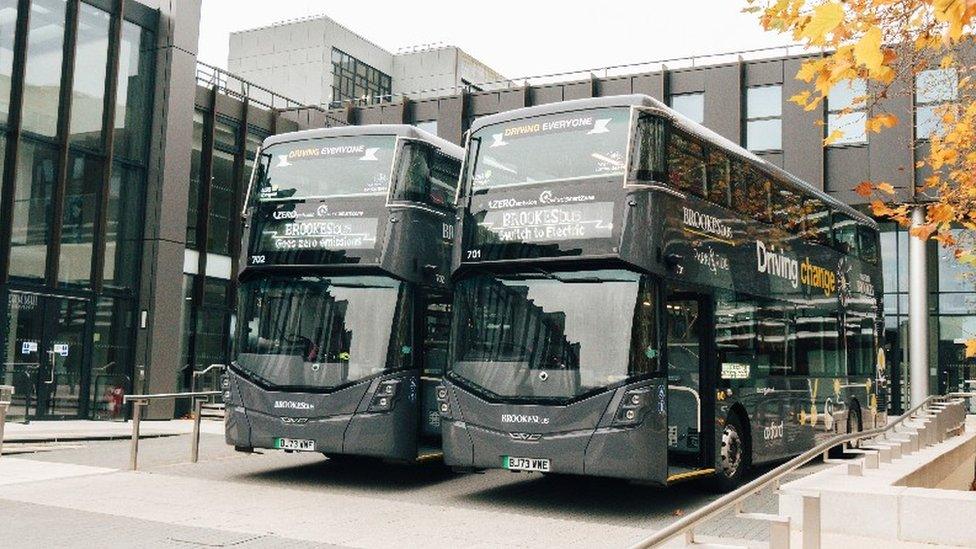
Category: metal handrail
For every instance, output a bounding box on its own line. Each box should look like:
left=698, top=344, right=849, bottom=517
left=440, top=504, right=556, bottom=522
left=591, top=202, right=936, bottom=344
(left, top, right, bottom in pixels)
left=631, top=392, right=975, bottom=548
left=122, top=391, right=221, bottom=470
left=190, top=364, right=225, bottom=396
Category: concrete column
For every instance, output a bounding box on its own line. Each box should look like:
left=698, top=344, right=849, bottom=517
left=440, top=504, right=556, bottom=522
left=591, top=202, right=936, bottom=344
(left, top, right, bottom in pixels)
left=135, top=0, right=203, bottom=419
left=909, top=205, right=930, bottom=406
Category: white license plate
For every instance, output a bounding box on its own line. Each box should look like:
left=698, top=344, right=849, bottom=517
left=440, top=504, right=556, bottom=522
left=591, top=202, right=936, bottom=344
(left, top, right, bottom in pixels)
left=274, top=437, right=315, bottom=451
left=503, top=456, right=551, bottom=472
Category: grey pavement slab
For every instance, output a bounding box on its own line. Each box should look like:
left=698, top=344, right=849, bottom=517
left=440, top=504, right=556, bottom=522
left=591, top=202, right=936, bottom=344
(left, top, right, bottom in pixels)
left=0, top=433, right=841, bottom=547
left=0, top=499, right=345, bottom=549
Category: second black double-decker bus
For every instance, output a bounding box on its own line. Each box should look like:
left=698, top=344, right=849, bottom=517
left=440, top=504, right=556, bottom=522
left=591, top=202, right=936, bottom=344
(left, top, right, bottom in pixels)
left=439, top=95, right=885, bottom=489
left=224, top=125, right=462, bottom=462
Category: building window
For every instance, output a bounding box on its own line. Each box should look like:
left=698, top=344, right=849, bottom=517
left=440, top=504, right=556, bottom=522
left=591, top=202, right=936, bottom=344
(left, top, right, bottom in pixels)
left=670, top=92, right=704, bottom=124
left=745, top=85, right=782, bottom=152
left=330, top=48, right=391, bottom=104
left=416, top=120, right=438, bottom=136
left=916, top=68, right=958, bottom=139
left=827, top=79, right=868, bottom=145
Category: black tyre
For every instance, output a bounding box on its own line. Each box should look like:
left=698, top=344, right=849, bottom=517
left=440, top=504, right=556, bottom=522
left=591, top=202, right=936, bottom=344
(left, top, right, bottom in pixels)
left=713, top=415, right=749, bottom=492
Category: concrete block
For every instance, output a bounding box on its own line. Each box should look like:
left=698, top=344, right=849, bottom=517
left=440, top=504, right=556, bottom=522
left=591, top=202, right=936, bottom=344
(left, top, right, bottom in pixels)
left=820, top=489, right=901, bottom=539
left=899, top=488, right=976, bottom=546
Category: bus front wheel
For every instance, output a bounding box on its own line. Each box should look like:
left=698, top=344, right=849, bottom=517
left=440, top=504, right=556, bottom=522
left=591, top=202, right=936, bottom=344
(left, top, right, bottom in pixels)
left=714, top=415, right=750, bottom=492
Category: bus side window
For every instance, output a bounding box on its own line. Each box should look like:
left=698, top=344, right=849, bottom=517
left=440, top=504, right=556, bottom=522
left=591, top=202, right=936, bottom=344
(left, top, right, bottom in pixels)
left=667, top=130, right=706, bottom=197
left=858, top=225, right=879, bottom=264
left=770, top=181, right=804, bottom=234
left=737, top=165, right=771, bottom=223
left=715, top=291, right=756, bottom=385
left=393, top=141, right=458, bottom=210
left=706, top=149, right=731, bottom=207
left=629, top=114, right=666, bottom=182
left=422, top=292, right=452, bottom=377
left=832, top=213, right=859, bottom=255
left=801, top=198, right=832, bottom=247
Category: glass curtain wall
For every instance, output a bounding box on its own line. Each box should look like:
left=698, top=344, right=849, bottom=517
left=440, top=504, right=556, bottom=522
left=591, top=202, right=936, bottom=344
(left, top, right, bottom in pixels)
left=181, top=96, right=269, bottom=391
left=0, top=0, right=156, bottom=420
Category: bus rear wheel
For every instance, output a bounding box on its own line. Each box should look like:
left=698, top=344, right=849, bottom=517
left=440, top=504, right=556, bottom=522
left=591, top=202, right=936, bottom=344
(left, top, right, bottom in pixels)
left=714, top=415, right=749, bottom=492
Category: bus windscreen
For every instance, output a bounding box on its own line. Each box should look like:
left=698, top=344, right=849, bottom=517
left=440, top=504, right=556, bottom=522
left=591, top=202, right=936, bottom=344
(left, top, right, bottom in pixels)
left=468, top=108, right=631, bottom=190
left=253, top=135, right=396, bottom=202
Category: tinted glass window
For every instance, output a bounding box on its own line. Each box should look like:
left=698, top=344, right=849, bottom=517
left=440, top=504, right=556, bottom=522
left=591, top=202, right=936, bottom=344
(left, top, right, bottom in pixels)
left=667, top=130, right=706, bottom=197
left=802, top=198, right=832, bottom=246
left=833, top=213, right=859, bottom=254
left=21, top=0, right=66, bottom=137
left=392, top=140, right=459, bottom=209
left=68, top=3, right=111, bottom=151
left=670, top=92, right=704, bottom=124
left=770, top=181, right=804, bottom=233
left=706, top=149, right=731, bottom=206
left=858, top=225, right=879, bottom=264
left=254, top=135, right=396, bottom=202
left=629, top=113, right=665, bottom=182
left=469, top=108, right=631, bottom=190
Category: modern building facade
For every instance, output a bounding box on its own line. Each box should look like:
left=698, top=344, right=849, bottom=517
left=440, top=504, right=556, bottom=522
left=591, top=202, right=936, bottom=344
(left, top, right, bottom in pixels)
left=227, top=13, right=506, bottom=107
left=0, top=4, right=971, bottom=421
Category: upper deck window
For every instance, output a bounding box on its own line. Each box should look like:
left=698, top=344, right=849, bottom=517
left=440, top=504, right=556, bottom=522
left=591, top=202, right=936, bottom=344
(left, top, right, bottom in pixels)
left=467, top=107, right=631, bottom=191
left=392, top=140, right=460, bottom=209
left=253, top=135, right=396, bottom=203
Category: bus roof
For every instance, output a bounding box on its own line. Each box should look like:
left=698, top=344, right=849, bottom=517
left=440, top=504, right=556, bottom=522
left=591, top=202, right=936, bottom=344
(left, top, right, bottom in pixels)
left=469, top=94, right=877, bottom=229
left=262, top=124, right=465, bottom=159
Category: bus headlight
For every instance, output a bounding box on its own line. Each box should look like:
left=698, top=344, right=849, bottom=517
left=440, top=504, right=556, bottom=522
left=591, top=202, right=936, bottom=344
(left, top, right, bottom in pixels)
left=368, top=380, right=399, bottom=412
left=614, top=387, right=651, bottom=427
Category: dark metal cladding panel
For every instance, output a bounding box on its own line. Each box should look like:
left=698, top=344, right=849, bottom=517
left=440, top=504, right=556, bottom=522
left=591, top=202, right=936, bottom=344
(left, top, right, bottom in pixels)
left=865, top=68, right=915, bottom=204
left=563, top=79, right=594, bottom=101
left=530, top=85, right=566, bottom=106
left=669, top=68, right=706, bottom=95
left=632, top=73, right=665, bottom=101
left=437, top=96, right=465, bottom=145
left=744, top=59, right=784, bottom=87
left=704, top=64, right=743, bottom=146
left=598, top=76, right=634, bottom=97
left=826, top=147, right=869, bottom=194
left=783, top=56, right=824, bottom=189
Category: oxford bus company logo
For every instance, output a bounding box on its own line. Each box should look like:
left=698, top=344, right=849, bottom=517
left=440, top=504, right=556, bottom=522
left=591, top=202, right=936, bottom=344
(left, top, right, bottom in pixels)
left=509, top=432, right=543, bottom=441
left=501, top=414, right=550, bottom=425
left=274, top=400, right=314, bottom=411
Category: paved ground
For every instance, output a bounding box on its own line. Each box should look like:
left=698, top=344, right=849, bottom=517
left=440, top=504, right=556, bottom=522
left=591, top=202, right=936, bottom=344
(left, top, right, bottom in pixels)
left=0, top=423, right=837, bottom=548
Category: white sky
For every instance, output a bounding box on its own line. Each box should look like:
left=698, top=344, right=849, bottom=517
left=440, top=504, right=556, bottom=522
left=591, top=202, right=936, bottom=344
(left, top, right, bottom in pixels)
left=197, top=0, right=794, bottom=80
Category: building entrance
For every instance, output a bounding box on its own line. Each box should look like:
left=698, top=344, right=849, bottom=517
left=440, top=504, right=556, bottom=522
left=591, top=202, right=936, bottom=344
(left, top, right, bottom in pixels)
left=3, top=290, right=91, bottom=420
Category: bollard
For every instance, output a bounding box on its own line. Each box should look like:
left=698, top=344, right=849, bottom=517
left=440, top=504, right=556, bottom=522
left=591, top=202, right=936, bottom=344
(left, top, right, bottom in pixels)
left=802, top=494, right=822, bottom=549
left=848, top=461, right=863, bottom=476
left=0, top=385, right=12, bottom=458
left=864, top=451, right=880, bottom=469
left=191, top=398, right=203, bottom=463
left=129, top=400, right=144, bottom=471
left=770, top=516, right=791, bottom=549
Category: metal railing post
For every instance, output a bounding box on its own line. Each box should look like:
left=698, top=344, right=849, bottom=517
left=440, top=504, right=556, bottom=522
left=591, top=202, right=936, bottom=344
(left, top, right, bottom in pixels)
left=191, top=398, right=203, bottom=463
left=129, top=399, right=143, bottom=471
left=0, top=385, right=12, bottom=457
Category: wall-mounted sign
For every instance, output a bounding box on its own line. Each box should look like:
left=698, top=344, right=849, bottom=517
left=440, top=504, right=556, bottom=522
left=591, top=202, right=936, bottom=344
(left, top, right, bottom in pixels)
left=53, top=343, right=69, bottom=357
left=21, top=341, right=38, bottom=355
left=721, top=362, right=750, bottom=380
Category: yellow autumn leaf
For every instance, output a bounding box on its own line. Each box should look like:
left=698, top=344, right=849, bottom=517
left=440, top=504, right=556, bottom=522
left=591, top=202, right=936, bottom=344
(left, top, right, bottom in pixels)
left=866, top=113, right=898, bottom=133
left=799, top=2, right=845, bottom=45
left=853, top=26, right=884, bottom=75
left=876, top=182, right=895, bottom=194
left=824, top=129, right=844, bottom=145
left=965, top=339, right=976, bottom=359
left=790, top=90, right=812, bottom=106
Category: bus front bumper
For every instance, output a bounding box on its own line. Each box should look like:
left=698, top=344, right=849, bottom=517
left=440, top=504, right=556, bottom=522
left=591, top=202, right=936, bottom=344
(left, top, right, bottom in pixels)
left=224, top=368, right=420, bottom=460
left=439, top=379, right=670, bottom=483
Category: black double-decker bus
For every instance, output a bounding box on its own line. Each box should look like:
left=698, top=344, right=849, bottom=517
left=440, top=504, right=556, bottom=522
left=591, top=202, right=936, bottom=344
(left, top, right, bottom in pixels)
left=224, top=125, right=462, bottom=462
left=438, top=95, right=885, bottom=489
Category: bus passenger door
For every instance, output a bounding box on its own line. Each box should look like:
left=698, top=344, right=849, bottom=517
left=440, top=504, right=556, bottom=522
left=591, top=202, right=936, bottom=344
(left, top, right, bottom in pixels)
left=419, top=291, right=452, bottom=447
left=666, top=293, right=714, bottom=469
